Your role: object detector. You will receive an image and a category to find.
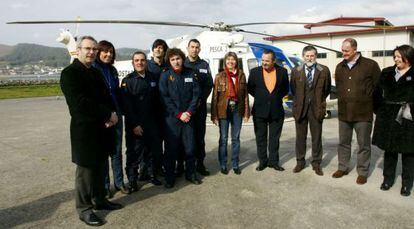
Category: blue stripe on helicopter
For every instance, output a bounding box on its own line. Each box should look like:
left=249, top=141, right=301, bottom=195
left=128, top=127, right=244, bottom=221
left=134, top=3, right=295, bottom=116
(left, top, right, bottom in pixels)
left=247, top=42, right=294, bottom=69
left=248, top=42, right=294, bottom=109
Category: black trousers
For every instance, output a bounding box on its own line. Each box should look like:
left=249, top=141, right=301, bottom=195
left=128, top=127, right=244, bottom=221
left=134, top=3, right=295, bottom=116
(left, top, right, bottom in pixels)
left=383, top=152, right=414, bottom=188
left=125, top=125, right=163, bottom=183
left=193, top=103, right=207, bottom=166
left=253, top=116, right=284, bottom=166
left=75, top=163, right=106, bottom=216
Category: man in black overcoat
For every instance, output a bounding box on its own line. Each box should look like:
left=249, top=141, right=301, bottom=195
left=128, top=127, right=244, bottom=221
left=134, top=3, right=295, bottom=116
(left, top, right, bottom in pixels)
left=60, top=36, right=123, bottom=226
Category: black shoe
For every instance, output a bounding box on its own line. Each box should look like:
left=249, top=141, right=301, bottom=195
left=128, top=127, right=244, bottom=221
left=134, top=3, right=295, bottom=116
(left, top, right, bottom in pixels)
left=220, top=167, right=229, bottom=175
left=150, top=177, right=163, bottom=186
left=115, top=184, right=129, bottom=194
left=94, top=200, right=123, bottom=211
left=380, top=182, right=392, bottom=191
left=79, top=212, right=105, bottom=226
left=138, top=173, right=150, bottom=181
left=164, top=182, right=174, bottom=189
left=105, top=189, right=113, bottom=199
left=196, top=164, right=211, bottom=176
left=128, top=182, right=139, bottom=194
left=175, top=164, right=184, bottom=177
left=256, top=164, right=267, bottom=171
left=233, top=168, right=241, bottom=175
left=269, top=164, right=285, bottom=171
left=186, top=174, right=202, bottom=185
left=401, top=186, right=411, bottom=196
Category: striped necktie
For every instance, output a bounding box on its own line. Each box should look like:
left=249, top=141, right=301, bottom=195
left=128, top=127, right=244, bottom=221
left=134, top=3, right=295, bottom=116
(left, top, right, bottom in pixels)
left=306, top=66, right=313, bottom=87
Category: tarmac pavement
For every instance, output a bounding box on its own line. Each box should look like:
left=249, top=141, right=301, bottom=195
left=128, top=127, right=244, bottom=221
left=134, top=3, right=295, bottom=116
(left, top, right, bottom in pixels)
left=0, top=96, right=413, bottom=229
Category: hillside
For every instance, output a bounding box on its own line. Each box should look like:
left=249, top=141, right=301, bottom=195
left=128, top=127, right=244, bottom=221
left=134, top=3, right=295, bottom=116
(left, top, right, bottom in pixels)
left=0, top=43, right=69, bottom=67
left=0, top=44, right=143, bottom=67
left=0, top=44, right=14, bottom=58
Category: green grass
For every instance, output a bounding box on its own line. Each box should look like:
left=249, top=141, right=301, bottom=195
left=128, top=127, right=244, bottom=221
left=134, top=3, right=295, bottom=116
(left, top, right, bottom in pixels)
left=0, top=84, right=62, bottom=99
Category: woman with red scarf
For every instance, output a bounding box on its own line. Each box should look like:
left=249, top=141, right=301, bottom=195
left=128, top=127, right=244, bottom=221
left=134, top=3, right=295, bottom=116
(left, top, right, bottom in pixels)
left=211, top=52, right=250, bottom=175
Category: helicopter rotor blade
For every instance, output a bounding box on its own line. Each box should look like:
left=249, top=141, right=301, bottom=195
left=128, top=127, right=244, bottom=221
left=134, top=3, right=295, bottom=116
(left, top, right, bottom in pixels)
left=7, top=20, right=209, bottom=29
left=229, top=21, right=392, bottom=29
left=236, top=28, right=341, bottom=53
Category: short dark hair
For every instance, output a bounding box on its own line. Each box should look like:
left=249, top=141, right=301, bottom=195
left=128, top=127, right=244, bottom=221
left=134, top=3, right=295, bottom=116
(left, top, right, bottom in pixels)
left=152, top=39, right=169, bottom=52
left=262, top=49, right=275, bottom=60
left=97, top=40, right=116, bottom=64
left=188, top=38, right=200, bottom=47
left=165, top=48, right=185, bottom=65
left=223, top=52, right=239, bottom=69
left=343, top=38, right=358, bottom=49
left=131, top=51, right=147, bottom=61
left=302, top=45, right=318, bottom=56
left=394, top=45, right=414, bottom=66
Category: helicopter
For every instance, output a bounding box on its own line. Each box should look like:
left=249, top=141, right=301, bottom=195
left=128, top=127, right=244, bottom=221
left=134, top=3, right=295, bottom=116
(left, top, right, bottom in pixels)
left=7, top=19, right=379, bottom=115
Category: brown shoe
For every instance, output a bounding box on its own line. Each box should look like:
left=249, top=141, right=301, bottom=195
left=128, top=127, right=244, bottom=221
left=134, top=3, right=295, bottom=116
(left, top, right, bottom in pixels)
left=332, top=170, right=348, bottom=178
left=312, top=166, right=324, bottom=176
left=356, top=175, right=367, bottom=185
left=293, top=164, right=305, bottom=173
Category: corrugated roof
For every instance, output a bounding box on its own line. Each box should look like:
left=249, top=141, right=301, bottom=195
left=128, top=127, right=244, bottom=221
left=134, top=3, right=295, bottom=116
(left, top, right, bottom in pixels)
left=265, top=25, right=414, bottom=41
left=304, top=16, right=392, bottom=29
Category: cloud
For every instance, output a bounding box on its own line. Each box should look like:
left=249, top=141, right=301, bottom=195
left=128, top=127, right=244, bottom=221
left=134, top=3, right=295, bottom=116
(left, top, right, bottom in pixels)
left=10, top=2, right=30, bottom=9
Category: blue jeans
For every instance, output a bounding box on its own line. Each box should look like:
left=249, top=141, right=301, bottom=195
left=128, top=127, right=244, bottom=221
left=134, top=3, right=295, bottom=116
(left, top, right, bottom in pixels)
left=218, top=105, right=242, bottom=169
left=104, top=114, right=124, bottom=190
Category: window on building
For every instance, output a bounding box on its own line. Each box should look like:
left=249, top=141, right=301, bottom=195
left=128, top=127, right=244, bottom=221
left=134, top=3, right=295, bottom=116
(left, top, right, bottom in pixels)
left=372, top=50, right=394, bottom=57
left=317, top=53, right=327, bottom=59
left=336, top=53, right=343, bottom=58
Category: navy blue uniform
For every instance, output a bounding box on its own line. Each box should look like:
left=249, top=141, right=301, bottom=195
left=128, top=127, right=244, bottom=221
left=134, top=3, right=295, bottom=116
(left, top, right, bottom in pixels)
left=159, top=67, right=200, bottom=185
left=121, top=70, right=163, bottom=184
left=184, top=57, right=213, bottom=167
left=147, top=58, right=169, bottom=77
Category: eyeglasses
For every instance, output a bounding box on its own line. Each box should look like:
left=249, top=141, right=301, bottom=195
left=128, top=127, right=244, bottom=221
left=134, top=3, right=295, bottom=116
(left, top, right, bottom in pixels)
left=79, top=47, right=98, bottom=52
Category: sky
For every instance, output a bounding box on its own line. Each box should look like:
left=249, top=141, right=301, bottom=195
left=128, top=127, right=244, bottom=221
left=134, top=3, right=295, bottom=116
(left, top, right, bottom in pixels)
left=1, top=0, right=414, bottom=50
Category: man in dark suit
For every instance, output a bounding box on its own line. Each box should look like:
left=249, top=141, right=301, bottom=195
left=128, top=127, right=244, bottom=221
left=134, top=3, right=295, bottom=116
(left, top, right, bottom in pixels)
left=290, top=46, right=331, bottom=176
left=60, top=36, right=123, bottom=227
left=248, top=49, right=289, bottom=172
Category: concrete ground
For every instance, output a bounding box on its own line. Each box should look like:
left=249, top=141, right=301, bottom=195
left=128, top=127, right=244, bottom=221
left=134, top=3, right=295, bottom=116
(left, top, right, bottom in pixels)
left=0, top=96, right=413, bottom=229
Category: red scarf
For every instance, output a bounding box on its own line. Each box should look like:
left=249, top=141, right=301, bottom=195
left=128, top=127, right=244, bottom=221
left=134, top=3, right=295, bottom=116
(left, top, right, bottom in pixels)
left=225, top=68, right=238, bottom=101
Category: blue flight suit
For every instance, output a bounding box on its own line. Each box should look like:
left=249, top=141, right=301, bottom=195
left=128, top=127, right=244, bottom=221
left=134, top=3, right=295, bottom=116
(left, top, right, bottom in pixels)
left=159, top=67, right=200, bottom=185
left=121, top=70, right=163, bottom=184
left=184, top=57, right=213, bottom=167
left=147, top=58, right=169, bottom=77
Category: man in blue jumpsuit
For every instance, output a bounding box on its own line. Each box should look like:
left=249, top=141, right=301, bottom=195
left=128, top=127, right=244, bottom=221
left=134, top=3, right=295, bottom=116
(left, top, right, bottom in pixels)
left=139, top=39, right=169, bottom=180
left=184, top=39, right=214, bottom=176
left=159, top=48, right=201, bottom=188
left=121, top=51, right=163, bottom=192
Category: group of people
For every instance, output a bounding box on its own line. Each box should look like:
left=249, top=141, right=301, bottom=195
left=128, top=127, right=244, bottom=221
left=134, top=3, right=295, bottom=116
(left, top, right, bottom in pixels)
left=60, top=35, right=414, bottom=226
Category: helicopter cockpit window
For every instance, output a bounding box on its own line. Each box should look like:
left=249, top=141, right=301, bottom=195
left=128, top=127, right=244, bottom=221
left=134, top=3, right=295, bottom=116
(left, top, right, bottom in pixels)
left=218, top=58, right=243, bottom=73
left=288, top=57, right=303, bottom=67
left=275, top=59, right=284, bottom=67
left=247, top=58, right=258, bottom=71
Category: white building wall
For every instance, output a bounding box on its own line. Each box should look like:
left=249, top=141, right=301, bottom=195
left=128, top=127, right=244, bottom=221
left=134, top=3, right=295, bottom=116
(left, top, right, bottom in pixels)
left=272, top=30, right=413, bottom=78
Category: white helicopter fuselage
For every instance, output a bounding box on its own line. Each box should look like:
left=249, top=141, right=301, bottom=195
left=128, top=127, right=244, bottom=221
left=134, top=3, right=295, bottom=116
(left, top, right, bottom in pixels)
left=57, top=29, right=337, bottom=113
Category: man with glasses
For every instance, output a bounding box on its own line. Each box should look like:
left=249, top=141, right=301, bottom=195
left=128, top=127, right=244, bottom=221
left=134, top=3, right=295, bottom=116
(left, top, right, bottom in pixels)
left=60, top=36, right=123, bottom=226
